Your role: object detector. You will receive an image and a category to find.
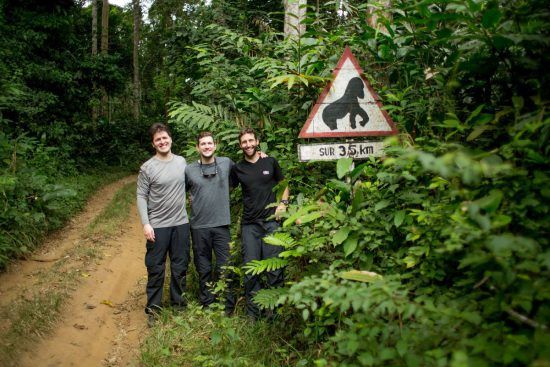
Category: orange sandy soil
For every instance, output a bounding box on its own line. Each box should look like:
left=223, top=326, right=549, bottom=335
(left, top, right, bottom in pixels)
left=0, top=176, right=149, bottom=367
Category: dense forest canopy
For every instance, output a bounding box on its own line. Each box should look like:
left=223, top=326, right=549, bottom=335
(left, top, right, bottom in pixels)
left=0, top=0, right=548, bottom=365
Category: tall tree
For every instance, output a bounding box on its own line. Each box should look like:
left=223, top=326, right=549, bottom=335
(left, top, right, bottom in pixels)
left=91, top=0, right=99, bottom=122
left=132, top=0, right=140, bottom=121
left=284, top=0, right=306, bottom=38
left=367, top=0, right=391, bottom=32
left=92, top=0, right=98, bottom=55
left=100, top=0, right=109, bottom=118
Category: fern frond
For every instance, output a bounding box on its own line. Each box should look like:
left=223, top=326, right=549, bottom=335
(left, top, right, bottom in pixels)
left=263, top=232, right=296, bottom=248
left=253, top=288, right=287, bottom=310
left=243, top=258, right=288, bottom=275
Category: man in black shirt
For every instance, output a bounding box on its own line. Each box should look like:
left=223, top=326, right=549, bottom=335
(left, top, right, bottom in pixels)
left=231, top=128, right=290, bottom=319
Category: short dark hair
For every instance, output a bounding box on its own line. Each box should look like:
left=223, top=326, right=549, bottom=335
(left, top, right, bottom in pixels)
left=149, top=123, right=171, bottom=141
left=238, top=127, right=258, bottom=142
left=196, top=131, right=214, bottom=144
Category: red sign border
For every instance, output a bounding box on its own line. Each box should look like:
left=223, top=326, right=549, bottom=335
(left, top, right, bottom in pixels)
left=298, top=46, right=398, bottom=138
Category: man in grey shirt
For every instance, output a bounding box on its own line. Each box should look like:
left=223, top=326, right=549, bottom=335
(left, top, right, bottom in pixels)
left=137, top=123, right=190, bottom=324
left=185, top=131, right=235, bottom=313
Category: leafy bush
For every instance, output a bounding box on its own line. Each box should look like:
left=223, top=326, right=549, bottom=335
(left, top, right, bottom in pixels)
left=141, top=0, right=550, bottom=365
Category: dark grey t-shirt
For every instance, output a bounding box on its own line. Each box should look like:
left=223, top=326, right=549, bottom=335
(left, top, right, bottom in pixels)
left=185, top=156, right=234, bottom=229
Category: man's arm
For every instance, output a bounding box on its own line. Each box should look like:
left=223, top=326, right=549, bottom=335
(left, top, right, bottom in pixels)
left=275, top=186, right=290, bottom=220
left=137, top=168, right=155, bottom=242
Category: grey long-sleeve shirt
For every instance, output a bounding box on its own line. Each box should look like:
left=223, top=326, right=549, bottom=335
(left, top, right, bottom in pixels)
left=136, top=154, right=189, bottom=228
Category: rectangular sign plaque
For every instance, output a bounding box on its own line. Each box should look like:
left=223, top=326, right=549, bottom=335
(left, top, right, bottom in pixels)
left=298, top=141, right=385, bottom=162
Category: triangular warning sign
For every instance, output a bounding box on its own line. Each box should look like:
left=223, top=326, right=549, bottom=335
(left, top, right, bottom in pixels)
left=299, top=46, right=398, bottom=138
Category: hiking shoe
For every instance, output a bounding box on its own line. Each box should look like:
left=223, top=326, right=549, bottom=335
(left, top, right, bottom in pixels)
left=147, top=314, right=156, bottom=328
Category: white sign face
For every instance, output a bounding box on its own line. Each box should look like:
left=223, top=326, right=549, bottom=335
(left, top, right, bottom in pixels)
left=298, top=141, right=385, bottom=162
left=299, top=47, right=398, bottom=138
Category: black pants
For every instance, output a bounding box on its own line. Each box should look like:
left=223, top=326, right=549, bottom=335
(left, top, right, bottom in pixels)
left=241, top=221, right=283, bottom=318
left=191, top=226, right=235, bottom=312
left=144, top=223, right=190, bottom=313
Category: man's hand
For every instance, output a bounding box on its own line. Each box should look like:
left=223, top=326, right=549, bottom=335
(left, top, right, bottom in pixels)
left=143, top=224, right=155, bottom=242
left=275, top=203, right=287, bottom=221
left=258, top=151, right=268, bottom=159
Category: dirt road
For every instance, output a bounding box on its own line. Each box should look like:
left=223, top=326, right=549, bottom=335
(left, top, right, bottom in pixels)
left=0, top=176, right=148, bottom=366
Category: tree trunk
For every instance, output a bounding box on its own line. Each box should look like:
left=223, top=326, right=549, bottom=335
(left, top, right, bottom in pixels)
left=100, top=0, right=109, bottom=54
left=132, top=0, right=141, bottom=122
left=92, top=0, right=98, bottom=55
left=91, top=0, right=98, bottom=122
left=284, top=0, right=306, bottom=38
left=132, top=0, right=141, bottom=121
left=368, top=0, right=391, bottom=34
left=100, top=0, right=109, bottom=119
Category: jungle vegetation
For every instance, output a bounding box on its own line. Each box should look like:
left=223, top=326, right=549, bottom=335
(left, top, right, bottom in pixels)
left=0, top=0, right=548, bottom=365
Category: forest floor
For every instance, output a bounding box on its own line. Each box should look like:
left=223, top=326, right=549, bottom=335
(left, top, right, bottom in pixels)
left=0, top=175, right=147, bottom=367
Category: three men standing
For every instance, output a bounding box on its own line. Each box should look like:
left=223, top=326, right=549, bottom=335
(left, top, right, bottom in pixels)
left=136, top=123, right=190, bottom=322
left=137, top=124, right=289, bottom=321
left=231, top=128, right=289, bottom=319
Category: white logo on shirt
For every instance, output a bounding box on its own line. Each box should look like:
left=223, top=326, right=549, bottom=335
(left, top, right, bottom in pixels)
left=263, top=170, right=270, bottom=175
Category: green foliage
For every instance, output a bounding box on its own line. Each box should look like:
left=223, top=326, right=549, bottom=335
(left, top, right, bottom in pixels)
left=140, top=304, right=310, bottom=367
left=243, top=257, right=288, bottom=276
left=136, top=0, right=550, bottom=365
left=0, top=131, right=130, bottom=268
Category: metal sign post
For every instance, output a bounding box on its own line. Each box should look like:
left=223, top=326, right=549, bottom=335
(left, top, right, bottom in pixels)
left=297, top=47, right=398, bottom=162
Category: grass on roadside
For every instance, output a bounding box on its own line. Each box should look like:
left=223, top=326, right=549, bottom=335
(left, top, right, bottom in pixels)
left=0, top=180, right=137, bottom=366
left=140, top=302, right=312, bottom=367
left=87, top=181, right=136, bottom=238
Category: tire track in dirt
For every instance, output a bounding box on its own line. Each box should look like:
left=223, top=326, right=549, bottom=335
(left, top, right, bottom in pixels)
left=0, top=175, right=148, bottom=366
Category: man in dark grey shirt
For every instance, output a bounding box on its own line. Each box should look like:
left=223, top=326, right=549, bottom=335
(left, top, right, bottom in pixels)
left=185, top=131, right=266, bottom=314
left=137, top=123, right=190, bottom=325
left=185, top=131, right=235, bottom=313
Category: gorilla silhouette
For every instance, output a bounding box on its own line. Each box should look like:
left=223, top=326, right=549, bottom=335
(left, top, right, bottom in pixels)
left=322, top=77, right=369, bottom=130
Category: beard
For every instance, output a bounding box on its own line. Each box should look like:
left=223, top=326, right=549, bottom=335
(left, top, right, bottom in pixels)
left=242, top=145, right=258, bottom=159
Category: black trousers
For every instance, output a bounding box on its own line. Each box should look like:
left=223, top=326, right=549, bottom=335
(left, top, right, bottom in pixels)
left=191, top=225, right=235, bottom=312
left=144, top=223, right=190, bottom=313
left=241, top=221, right=283, bottom=318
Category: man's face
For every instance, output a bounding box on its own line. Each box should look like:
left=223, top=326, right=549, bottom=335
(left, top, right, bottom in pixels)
left=239, top=133, right=259, bottom=158
left=196, top=136, right=216, bottom=159
left=152, top=131, right=172, bottom=155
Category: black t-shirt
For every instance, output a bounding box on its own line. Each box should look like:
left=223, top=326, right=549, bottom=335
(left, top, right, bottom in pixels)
left=230, top=157, right=284, bottom=224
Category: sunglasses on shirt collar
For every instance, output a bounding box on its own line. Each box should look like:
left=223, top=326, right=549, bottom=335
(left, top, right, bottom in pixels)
left=199, top=158, right=218, bottom=178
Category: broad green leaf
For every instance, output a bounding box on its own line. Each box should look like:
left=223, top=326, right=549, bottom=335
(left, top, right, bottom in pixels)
left=351, top=187, right=364, bottom=214
left=512, top=96, right=524, bottom=110
left=486, top=234, right=538, bottom=258
left=394, top=210, right=406, bottom=227
left=492, top=214, right=511, bottom=228
left=467, top=124, right=491, bottom=141
left=375, top=200, right=390, bottom=211
left=482, top=8, right=502, bottom=29
left=343, top=235, right=358, bottom=257
left=358, top=352, right=374, bottom=366
left=332, top=227, right=351, bottom=245
left=403, top=255, right=418, bottom=268
left=475, top=189, right=503, bottom=213
left=338, top=270, right=382, bottom=282
left=336, top=158, right=354, bottom=179
left=396, top=339, right=408, bottom=357
left=297, top=212, right=322, bottom=225
left=465, top=104, right=485, bottom=124
left=283, top=204, right=319, bottom=227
